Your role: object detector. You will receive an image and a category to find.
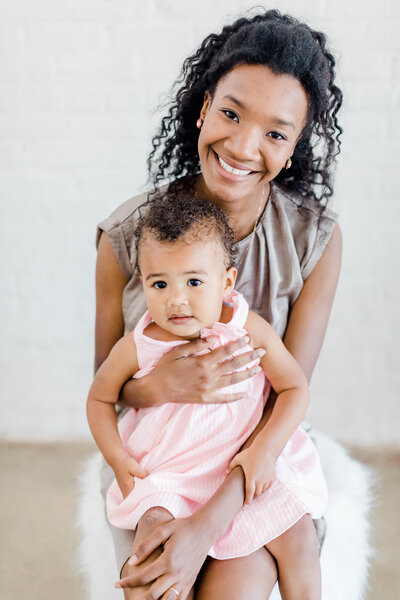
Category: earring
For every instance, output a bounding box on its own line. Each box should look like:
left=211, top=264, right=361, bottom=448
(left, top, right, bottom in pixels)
left=285, top=158, right=292, bottom=169
left=196, top=118, right=203, bottom=129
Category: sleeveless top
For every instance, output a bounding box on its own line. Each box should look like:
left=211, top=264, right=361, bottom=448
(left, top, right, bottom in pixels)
left=96, top=182, right=337, bottom=338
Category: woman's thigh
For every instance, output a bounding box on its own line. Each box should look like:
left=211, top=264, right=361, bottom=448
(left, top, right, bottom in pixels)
left=195, top=547, right=278, bottom=600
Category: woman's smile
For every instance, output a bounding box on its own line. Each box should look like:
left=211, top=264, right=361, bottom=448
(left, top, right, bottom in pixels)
left=214, top=151, right=255, bottom=179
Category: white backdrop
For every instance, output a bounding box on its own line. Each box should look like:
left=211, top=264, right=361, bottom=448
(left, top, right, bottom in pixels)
left=0, top=0, right=399, bottom=443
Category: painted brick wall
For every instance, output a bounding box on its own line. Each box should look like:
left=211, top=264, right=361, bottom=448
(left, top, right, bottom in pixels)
left=0, top=0, right=399, bottom=442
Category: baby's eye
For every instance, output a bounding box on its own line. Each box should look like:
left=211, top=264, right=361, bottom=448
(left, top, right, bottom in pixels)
left=187, top=279, right=202, bottom=287
left=267, top=131, right=286, bottom=141
left=222, top=109, right=239, bottom=122
left=153, top=280, right=167, bottom=289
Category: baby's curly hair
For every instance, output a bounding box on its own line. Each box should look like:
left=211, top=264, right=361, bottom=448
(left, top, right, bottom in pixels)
left=135, top=192, right=238, bottom=268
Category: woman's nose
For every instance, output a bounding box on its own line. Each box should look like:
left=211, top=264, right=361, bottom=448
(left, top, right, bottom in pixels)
left=229, top=125, right=262, bottom=161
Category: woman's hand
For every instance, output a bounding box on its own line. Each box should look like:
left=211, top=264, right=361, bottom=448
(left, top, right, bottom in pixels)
left=115, top=514, right=213, bottom=599
left=121, top=335, right=264, bottom=408
left=111, top=455, right=148, bottom=499
left=227, top=446, right=276, bottom=505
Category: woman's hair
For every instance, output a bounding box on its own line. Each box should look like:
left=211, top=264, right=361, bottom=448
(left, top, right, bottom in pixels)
left=147, top=9, right=343, bottom=207
left=135, top=192, right=238, bottom=268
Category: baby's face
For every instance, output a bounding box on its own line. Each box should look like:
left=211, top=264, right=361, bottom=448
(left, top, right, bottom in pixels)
left=138, top=236, right=236, bottom=340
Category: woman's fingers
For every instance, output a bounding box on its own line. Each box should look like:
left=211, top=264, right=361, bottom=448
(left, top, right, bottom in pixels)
left=215, top=347, right=265, bottom=374
left=115, top=555, right=165, bottom=589
left=145, top=575, right=182, bottom=600
left=129, top=523, right=172, bottom=565
left=171, top=335, right=213, bottom=358
left=217, top=364, right=262, bottom=389
left=203, top=335, right=250, bottom=363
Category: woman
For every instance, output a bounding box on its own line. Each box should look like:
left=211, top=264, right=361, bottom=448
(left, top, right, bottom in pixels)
left=95, top=9, right=342, bottom=600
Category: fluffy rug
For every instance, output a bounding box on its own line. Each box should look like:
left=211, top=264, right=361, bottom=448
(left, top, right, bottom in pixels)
left=76, top=430, right=373, bottom=599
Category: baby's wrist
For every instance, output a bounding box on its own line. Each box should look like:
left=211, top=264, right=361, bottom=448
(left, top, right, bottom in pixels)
left=251, top=437, right=279, bottom=459
left=107, top=448, right=127, bottom=469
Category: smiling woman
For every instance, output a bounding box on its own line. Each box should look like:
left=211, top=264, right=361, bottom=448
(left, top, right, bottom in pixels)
left=196, top=64, right=309, bottom=234
left=93, top=8, right=343, bottom=600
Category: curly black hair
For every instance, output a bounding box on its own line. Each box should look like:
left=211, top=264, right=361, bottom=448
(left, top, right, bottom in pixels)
left=147, top=8, right=343, bottom=207
left=135, top=192, right=238, bottom=268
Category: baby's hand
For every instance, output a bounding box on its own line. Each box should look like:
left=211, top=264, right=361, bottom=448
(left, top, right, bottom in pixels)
left=112, top=455, right=148, bottom=499
left=227, top=446, right=276, bottom=505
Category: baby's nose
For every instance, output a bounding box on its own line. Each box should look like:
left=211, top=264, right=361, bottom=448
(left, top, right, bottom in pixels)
left=168, top=289, right=189, bottom=306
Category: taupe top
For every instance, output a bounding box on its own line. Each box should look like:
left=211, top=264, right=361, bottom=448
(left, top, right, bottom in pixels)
left=97, top=182, right=337, bottom=339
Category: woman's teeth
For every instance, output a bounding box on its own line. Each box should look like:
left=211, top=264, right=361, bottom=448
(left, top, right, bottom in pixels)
left=218, top=155, right=252, bottom=176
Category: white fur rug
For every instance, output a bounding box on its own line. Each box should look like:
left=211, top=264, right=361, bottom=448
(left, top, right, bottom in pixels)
left=76, top=431, right=373, bottom=599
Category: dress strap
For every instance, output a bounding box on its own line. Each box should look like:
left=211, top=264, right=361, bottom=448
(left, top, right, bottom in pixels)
left=225, top=290, right=249, bottom=330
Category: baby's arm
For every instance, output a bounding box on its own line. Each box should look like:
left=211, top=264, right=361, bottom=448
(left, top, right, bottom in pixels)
left=228, top=310, right=309, bottom=504
left=87, top=333, right=147, bottom=497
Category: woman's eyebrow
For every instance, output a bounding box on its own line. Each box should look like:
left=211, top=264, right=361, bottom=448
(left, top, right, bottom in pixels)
left=222, top=94, right=246, bottom=109
left=270, top=117, right=296, bottom=130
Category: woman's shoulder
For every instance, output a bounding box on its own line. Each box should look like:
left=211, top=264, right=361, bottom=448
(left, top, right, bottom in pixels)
left=96, top=190, right=150, bottom=247
left=269, top=182, right=337, bottom=225
left=267, top=182, right=338, bottom=280
left=96, top=189, right=151, bottom=280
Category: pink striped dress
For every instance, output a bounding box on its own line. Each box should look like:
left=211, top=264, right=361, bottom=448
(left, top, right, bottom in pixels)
left=106, top=291, right=328, bottom=558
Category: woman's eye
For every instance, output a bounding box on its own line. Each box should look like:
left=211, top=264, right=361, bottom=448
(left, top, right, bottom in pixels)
left=153, top=281, right=167, bottom=289
left=222, top=109, right=239, bottom=122
left=267, top=131, right=285, bottom=140
left=187, top=279, right=202, bottom=287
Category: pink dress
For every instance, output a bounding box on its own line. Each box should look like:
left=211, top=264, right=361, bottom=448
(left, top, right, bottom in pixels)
left=106, top=291, right=328, bottom=559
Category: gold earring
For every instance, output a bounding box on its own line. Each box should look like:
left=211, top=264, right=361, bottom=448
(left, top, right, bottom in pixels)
left=285, top=158, right=292, bottom=169
left=196, top=118, right=203, bottom=129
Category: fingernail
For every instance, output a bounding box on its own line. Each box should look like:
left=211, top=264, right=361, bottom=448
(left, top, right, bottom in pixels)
left=128, top=554, right=138, bottom=565
left=114, top=582, right=122, bottom=588
left=257, top=348, right=266, bottom=356
left=243, top=335, right=250, bottom=343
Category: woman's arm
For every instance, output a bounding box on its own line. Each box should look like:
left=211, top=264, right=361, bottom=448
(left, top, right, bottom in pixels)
left=283, top=223, right=342, bottom=380
left=95, top=233, right=127, bottom=371
left=116, top=224, right=342, bottom=594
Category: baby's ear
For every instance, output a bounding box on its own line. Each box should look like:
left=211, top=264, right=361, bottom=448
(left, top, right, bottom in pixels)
left=223, top=266, right=237, bottom=298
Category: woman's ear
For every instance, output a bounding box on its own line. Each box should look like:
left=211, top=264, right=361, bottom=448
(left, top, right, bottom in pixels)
left=200, top=91, right=212, bottom=122
left=223, top=266, right=237, bottom=298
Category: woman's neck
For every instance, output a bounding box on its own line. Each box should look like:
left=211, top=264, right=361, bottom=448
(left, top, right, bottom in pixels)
left=195, top=176, right=270, bottom=241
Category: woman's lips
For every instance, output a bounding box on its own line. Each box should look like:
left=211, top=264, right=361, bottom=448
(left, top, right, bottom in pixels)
left=213, top=151, right=256, bottom=181
left=169, top=316, right=193, bottom=325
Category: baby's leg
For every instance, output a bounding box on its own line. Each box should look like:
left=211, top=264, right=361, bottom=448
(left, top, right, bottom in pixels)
left=265, top=514, right=321, bottom=600
left=121, top=507, right=194, bottom=600
left=196, top=547, right=278, bottom=599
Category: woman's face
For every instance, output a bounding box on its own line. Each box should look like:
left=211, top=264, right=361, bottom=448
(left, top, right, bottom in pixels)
left=197, top=64, right=308, bottom=207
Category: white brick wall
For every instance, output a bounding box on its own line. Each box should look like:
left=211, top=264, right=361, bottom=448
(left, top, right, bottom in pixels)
left=0, top=0, right=399, bottom=443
